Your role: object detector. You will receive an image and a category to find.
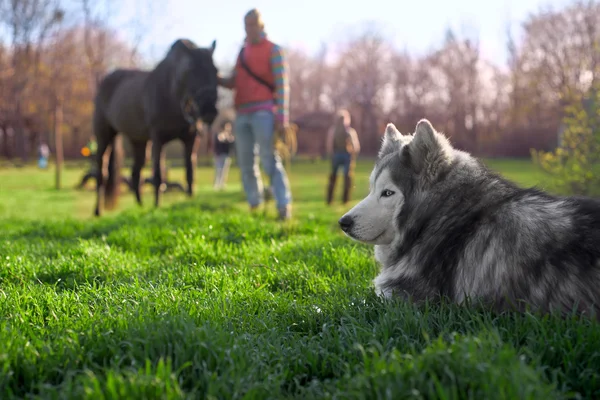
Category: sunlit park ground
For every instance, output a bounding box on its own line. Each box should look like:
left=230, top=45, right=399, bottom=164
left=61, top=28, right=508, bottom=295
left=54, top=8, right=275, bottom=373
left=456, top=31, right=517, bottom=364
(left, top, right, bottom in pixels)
left=0, top=157, right=546, bottom=221
left=1, top=156, right=599, bottom=399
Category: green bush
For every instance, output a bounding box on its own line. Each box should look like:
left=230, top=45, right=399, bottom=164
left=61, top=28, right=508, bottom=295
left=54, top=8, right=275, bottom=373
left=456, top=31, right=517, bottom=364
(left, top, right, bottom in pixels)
left=531, top=86, right=600, bottom=196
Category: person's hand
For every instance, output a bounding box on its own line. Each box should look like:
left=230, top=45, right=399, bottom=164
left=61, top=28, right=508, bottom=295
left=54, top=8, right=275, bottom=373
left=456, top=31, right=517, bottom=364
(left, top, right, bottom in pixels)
left=275, top=120, right=288, bottom=134
left=217, top=73, right=237, bottom=89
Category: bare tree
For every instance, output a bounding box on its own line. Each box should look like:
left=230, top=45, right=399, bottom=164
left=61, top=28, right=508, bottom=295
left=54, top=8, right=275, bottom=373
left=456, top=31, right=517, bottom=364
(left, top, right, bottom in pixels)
left=424, top=27, right=482, bottom=149
left=499, top=0, right=600, bottom=156
left=287, top=47, right=317, bottom=118
left=330, top=23, right=393, bottom=154
left=0, top=0, right=64, bottom=162
left=80, top=0, right=112, bottom=88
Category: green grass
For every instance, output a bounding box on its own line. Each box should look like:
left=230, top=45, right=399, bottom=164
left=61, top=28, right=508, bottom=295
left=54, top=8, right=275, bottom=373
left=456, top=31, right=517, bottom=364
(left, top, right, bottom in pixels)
left=0, top=157, right=598, bottom=399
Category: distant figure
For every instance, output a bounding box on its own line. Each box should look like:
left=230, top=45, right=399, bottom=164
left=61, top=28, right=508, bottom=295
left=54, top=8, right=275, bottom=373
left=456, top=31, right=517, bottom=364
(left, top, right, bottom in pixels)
left=38, top=142, right=50, bottom=169
left=213, top=121, right=235, bottom=190
left=77, top=135, right=98, bottom=189
left=216, top=8, right=293, bottom=220
left=325, top=109, right=361, bottom=205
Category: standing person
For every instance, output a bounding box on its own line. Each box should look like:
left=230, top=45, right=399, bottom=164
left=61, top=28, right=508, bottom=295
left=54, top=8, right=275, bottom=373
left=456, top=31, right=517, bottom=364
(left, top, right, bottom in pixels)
left=216, top=8, right=293, bottom=220
left=213, top=121, right=235, bottom=190
left=325, top=109, right=361, bottom=205
left=38, top=141, right=50, bottom=169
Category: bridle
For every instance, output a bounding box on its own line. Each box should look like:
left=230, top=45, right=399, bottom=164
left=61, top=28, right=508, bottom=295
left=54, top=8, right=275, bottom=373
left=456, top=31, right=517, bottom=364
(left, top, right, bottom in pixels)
left=180, top=96, right=198, bottom=126
left=179, top=84, right=217, bottom=126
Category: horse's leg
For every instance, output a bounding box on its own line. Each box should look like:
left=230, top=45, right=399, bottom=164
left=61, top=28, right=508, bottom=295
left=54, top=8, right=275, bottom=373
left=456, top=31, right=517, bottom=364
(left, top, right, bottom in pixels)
left=94, top=145, right=107, bottom=217
left=151, top=136, right=165, bottom=208
left=131, top=139, right=148, bottom=205
left=121, top=176, right=133, bottom=192
left=93, top=111, right=117, bottom=217
left=183, top=134, right=200, bottom=197
left=141, top=141, right=152, bottom=188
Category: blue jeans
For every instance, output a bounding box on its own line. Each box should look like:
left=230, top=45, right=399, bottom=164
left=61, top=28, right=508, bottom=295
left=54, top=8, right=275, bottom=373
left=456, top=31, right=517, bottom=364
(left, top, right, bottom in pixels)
left=331, top=152, right=352, bottom=176
left=213, top=153, right=231, bottom=189
left=233, top=110, right=292, bottom=209
left=38, top=157, right=48, bottom=169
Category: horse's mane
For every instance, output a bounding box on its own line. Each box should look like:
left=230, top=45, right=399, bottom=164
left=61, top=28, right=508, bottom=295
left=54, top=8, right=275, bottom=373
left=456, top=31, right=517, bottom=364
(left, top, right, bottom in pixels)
left=159, top=39, right=200, bottom=90
left=144, top=37, right=216, bottom=118
left=170, top=39, right=199, bottom=53
left=140, top=39, right=198, bottom=109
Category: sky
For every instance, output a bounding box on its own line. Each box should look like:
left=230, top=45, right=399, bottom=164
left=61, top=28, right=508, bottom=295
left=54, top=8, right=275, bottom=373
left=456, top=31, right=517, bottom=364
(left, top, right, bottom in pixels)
left=110, top=0, right=570, bottom=68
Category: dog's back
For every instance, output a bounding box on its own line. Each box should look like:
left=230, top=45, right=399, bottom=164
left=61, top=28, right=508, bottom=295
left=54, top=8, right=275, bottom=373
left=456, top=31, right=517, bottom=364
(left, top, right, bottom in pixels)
left=449, top=164, right=600, bottom=318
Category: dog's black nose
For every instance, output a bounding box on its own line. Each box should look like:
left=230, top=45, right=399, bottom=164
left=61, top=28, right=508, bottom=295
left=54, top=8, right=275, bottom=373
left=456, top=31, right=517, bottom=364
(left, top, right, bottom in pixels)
left=338, top=215, right=354, bottom=232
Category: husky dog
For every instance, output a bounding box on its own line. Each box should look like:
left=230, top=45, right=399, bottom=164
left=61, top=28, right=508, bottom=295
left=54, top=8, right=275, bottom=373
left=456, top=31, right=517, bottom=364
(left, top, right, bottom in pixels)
left=338, top=119, right=600, bottom=319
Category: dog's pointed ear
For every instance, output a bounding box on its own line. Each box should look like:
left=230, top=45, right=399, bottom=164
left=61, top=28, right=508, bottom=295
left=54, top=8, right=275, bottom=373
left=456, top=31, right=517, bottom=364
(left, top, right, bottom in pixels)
left=210, top=39, right=216, bottom=54
left=378, top=123, right=403, bottom=159
left=409, top=119, right=453, bottom=171
left=412, top=119, right=438, bottom=151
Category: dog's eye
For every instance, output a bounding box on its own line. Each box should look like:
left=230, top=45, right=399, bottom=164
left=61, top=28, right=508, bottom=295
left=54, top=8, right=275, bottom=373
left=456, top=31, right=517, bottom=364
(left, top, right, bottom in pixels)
left=380, top=189, right=395, bottom=197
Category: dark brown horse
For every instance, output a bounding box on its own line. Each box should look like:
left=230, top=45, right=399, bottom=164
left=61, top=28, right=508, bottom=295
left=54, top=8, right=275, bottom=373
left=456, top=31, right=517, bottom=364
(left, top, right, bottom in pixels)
left=92, top=39, right=219, bottom=216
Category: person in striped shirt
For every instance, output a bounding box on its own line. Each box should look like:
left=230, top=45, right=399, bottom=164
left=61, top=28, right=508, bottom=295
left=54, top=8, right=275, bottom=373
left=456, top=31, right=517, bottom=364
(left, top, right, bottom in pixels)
left=217, top=8, right=293, bottom=221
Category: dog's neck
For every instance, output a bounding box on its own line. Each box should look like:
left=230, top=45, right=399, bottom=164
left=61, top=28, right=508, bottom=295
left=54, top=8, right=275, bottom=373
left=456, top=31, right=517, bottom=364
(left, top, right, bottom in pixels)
left=374, top=244, right=394, bottom=265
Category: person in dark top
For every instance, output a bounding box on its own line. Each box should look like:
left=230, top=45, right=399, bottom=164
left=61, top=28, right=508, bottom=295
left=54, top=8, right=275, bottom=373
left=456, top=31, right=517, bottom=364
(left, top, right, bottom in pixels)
left=325, top=109, right=361, bottom=205
left=213, top=121, right=235, bottom=190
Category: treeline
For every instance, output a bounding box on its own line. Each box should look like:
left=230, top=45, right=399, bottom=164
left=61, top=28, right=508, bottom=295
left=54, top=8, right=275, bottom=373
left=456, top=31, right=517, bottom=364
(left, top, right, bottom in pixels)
left=1, top=0, right=599, bottom=161
left=284, top=0, right=600, bottom=157
left=0, top=0, right=149, bottom=163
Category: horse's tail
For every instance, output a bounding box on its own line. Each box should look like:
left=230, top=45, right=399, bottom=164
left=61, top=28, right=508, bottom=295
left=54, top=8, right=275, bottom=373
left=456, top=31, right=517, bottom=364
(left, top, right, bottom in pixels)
left=104, top=134, right=123, bottom=210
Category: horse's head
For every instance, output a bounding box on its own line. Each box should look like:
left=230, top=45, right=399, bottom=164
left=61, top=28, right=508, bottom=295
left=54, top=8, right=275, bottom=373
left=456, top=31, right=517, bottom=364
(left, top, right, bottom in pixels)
left=171, top=39, right=219, bottom=128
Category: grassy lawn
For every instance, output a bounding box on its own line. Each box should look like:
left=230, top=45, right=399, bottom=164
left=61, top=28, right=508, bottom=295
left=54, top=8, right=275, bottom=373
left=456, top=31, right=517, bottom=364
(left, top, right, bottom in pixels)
left=0, top=157, right=598, bottom=399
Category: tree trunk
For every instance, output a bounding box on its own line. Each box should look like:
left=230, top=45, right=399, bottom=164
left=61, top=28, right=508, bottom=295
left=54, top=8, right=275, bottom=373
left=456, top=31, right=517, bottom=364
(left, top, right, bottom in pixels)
left=54, top=98, right=64, bottom=190
left=14, top=100, right=27, bottom=164
left=1, top=125, right=11, bottom=159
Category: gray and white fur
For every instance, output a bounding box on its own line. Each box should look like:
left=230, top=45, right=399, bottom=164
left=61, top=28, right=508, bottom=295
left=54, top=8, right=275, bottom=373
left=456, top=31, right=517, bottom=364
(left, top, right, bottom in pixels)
left=339, top=119, right=600, bottom=319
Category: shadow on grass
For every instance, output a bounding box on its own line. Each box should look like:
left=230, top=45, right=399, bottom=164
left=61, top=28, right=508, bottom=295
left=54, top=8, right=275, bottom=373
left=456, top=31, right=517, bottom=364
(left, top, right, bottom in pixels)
left=1, top=199, right=238, bottom=245
left=2, top=207, right=358, bottom=293
left=33, top=268, right=111, bottom=292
